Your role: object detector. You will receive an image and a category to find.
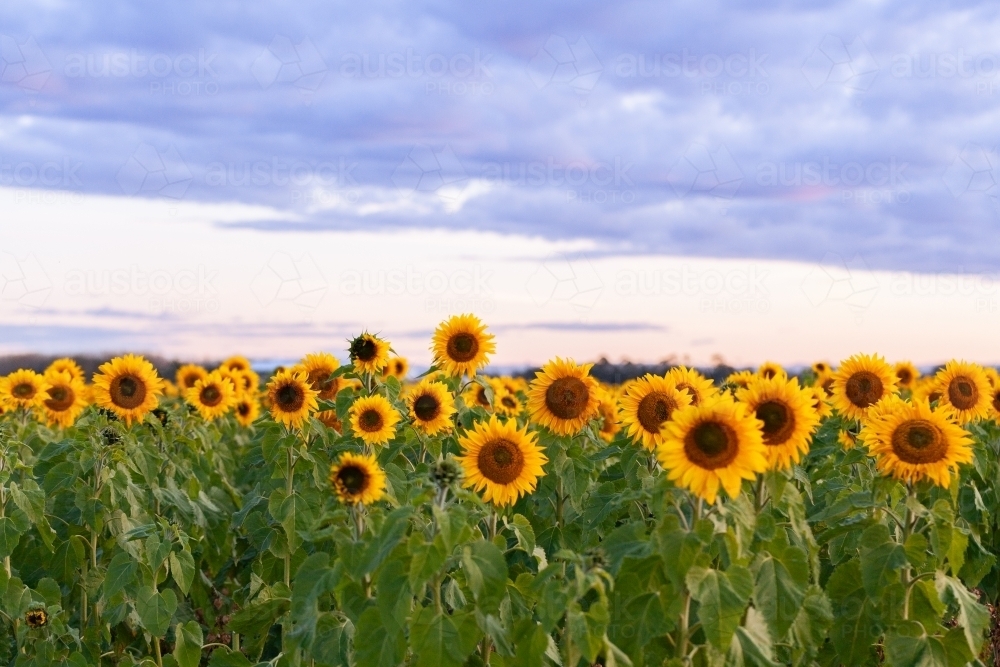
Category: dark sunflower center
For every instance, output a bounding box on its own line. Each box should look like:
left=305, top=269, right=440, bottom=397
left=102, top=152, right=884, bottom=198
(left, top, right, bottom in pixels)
left=993, top=390, right=1000, bottom=413
left=308, top=369, right=338, bottom=398
left=447, top=333, right=479, bottom=363
left=276, top=383, right=304, bottom=411
left=683, top=420, right=739, bottom=470
left=200, top=385, right=223, bottom=407
left=182, top=373, right=200, bottom=388
left=353, top=338, right=377, bottom=362
left=948, top=377, right=979, bottom=410
left=844, top=371, right=883, bottom=408
left=821, top=377, right=834, bottom=397
left=414, top=394, right=441, bottom=421
left=394, top=361, right=405, bottom=374
left=677, top=382, right=700, bottom=406
left=501, top=396, right=517, bottom=409
left=237, top=402, right=250, bottom=416
left=25, top=610, right=47, bottom=628
left=477, top=438, right=525, bottom=484
left=475, top=386, right=490, bottom=407
left=545, top=377, right=589, bottom=420
left=891, top=419, right=947, bottom=464
left=337, top=465, right=369, bottom=495
left=12, top=382, right=35, bottom=398
left=45, top=385, right=75, bottom=412
left=110, top=374, right=147, bottom=409
left=897, top=368, right=912, bottom=384
left=637, top=391, right=676, bottom=433
left=756, top=400, right=795, bottom=445
left=359, top=408, right=384, bottom=431
left=762, top=368, right=776, bottom=379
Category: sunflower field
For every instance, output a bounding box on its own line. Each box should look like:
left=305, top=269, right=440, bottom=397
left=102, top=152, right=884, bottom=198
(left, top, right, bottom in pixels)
left=2, top=314, right=1000, bottom=666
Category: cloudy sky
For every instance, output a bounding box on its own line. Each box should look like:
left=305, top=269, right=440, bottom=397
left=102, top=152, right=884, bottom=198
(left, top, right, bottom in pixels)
left=2, top=0, right=999, bottom=368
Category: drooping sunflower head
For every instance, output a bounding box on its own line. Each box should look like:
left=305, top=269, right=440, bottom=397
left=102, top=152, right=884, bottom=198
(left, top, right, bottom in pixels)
left=666, top=367, right=718, bottom=407
left=893, top=361, right=920, bottom=390
left=40, top=369, right=87, bottom=428
left=527, top=358, right=601, bottom=436
left=861, top=396, right=973, bottom=488
left=737, top=376, right=820, bottom=470
left=431, top=313, right=496, bottom=378
left=657, top=397, right=768, bottom=504
left=222, top=355, right=252, bottom=374
left=837, top=428, right=859, bottom=450
left=463, top=381, right=494, bottom=411
left=316, top=409, right=342, bottom=432
left=0, top=369, right=51, bottom=411
left=457, top=415, right=548, bottom=507
left=348, top=333, right=391, bottom=374
left=382, top=356, right=409, bottom=381
left=596, top=391, right=622, bottom=442
left=300, top=352, right=342, bottom=400
left=234, top=396, right=261, bottom=427
left=406, top=379, right=456, bottom=435
left=348, top=394, right=400, bottom=446
left=46, top=357, right=85, bottom=383
left=92, top=355, right=164, bottom=426
left=808, top=386, right=833, bottom=419
left=811, top=361, right=832, bottom=377
left=757, top=361, right=787, bottom=380
left=175, top=364, right=209, bottom=391
left=934, top=360, right=992, bottom=425
left=619, top=374, right=692, bottom=451
left=265, top=369, right=319, bottom=429
left=185, top=371, right=237, bottom=421
left=329, top=452, right=387, bottom=505
left=724, top=370, right=756, bottom=393
left=830, top=353, right=898, bottom=420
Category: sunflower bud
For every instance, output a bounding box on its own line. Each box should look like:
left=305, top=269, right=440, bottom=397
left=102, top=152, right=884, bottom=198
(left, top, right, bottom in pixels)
left=430, top=458, right=462, bottom=490
left=100, top=426, right=121, bottom=446
left=25, top=608, right=47, bottom=629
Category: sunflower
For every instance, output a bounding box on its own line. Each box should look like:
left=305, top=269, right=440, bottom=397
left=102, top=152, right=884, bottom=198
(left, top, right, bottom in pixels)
left=934, top=360, right=992, bottom=425
left=808, top=386, right=833, bottom=419
left=0, top=369, right=50, bottom=411
left=316, top=409, right=342, bottom=433
left=40, top=370, right=87, bottom=428
left=299, top=352, right=342, bottom=401
left=494, top=387, right=523, bottom=418
left=175, top=364, right=209, bottom=391
left=221, top=355, right=252, bottom=374
left=861, top=396, right=973, bottom=487
left=619, top=374, right=692, bottom=451
left=92, top=355, right=164, bottom=426
left=348, top=333, right=391, bottom=375
left=737, top=376, right=820, bottom=470
left=596, top=392, right=622, bottom=442
left=457, top=415, right=548, bottom=507
left=725, top=370, right=756, bottom=392
left=383, top=356, right=409, bottom=381
left=46, top=357, right=85, bottom=383
left=265, top=369, right=319, bottom=429
left=811, top=361, right=832, bottom=377
left=912, top=377, right=943, bottom=406
left=667, top=367, right=718, bottom=407
left=406, top=379, right=456, bottom=435
left=349, top=394, right=400, bottom=445
left=989, top=385, right=1000, bottom=421
left=984, top=367, right=1000, bottom=389
left=658, top=397, right=767, bottom=504
left=234, top=396, right=260, bottom=427
left=329, top=452, right=387, bottom=505
left=185, top=371, right=237, bottom=421
left=431, top=314, right=496, bottom=377
left=894, top=361, right=920, bottom=390
left=829, top=354, right=897, bottom=421
left=757, top=361, right=787, bottom=380
left=463, top=381, right=494, bottom=411
left=527, top=358, right=601, bottom=436
left=837, top=428, right=859, bottom=450
left=25, top=608, right=48, bottom=629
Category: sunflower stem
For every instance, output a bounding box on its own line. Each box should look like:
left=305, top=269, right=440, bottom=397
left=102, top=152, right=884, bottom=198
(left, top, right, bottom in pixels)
left=284, top=445, right=296, bottom=589
left=901, top=484, right=916, bottom=620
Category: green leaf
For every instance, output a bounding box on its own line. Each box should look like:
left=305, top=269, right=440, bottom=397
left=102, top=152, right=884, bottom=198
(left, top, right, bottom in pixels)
left=104, top=551, right=137, bottom=599
left=135, top=586, right=177, bottom=637
left=0, top=518, right=21, bottom=560
left=168, top=550, right=195, bottom=595
left=509, top=514, right=535, bottom=555
left=730, top=606, right=780, bottom=667
left=935, top=572, right=988, bottom=656
left=860, top=541, right=906, bottom=597
left=173, top=620, right=203, bottom=667
left=462, top=540, right=508, bottom=612
left=207, top=647, right=253, bottom=667
left=407, top=533, right=447, bottom=590
left=409, top=607, right=481, bottom=667
left=685, top=565, right=752, bottom=650
left=354, top=606, right=405, bottom=667
left=227, top=598, right=289, bottom=636
left=824, top=560, right=879, bottom=666
left=754, top=547, right=807, bottom=640
left=512, top=619, right=550, bottom=667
